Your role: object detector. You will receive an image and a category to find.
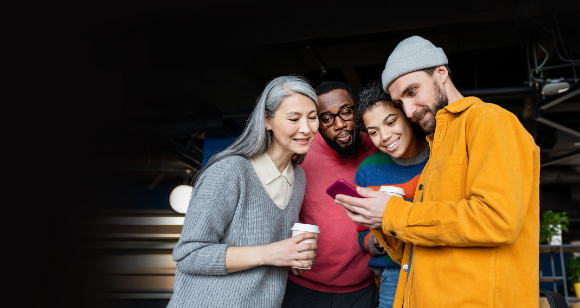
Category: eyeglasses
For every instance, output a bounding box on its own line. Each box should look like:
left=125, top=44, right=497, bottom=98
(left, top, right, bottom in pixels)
left=318, top=106, right=354, bottom=128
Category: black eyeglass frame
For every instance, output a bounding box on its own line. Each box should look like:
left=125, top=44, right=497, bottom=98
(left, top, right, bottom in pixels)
left=318, top=105, right=355, bottom=128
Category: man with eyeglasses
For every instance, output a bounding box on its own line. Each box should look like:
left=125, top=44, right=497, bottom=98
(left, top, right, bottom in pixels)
left=282, top=81, right=379, bottom=308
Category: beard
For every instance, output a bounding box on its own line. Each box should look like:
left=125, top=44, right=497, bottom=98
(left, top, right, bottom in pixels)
left=411, top=81, right=448, bottom=134
left=322, top=129, right=359, bottom=159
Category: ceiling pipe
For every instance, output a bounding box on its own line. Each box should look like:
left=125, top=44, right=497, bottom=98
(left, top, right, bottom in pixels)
left=539, top=87, right=580, bottom=111
left=460, top=86, right=536, bottom=97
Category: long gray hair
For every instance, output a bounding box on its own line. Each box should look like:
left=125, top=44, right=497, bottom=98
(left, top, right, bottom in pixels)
left=194, top=75, right=317, bottom=186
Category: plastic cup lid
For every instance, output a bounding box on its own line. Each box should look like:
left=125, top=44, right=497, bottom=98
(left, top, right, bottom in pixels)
left=291, top=223, right=320, bottom=233
left=379, top=186, right=406, bottom=197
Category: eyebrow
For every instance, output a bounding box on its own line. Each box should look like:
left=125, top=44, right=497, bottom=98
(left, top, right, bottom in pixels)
left=401, top=83, right=420, bottom=97
left=287, top=110, right=318, bottom=116
left=319, top=104, right=351, bottom=116
left=366, top=114, right=395, bottom=130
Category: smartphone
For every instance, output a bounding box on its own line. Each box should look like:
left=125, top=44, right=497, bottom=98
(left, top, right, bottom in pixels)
left=326, top=179, right=362, bottom=199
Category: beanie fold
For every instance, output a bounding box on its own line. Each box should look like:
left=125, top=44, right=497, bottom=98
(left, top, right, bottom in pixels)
left=381, top=37, right=448, bottom=93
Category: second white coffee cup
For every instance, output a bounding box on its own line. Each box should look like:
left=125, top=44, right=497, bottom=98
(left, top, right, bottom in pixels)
left=291, top=223, right=320, bottom=269
left=379, top=186, right=406, bottom=199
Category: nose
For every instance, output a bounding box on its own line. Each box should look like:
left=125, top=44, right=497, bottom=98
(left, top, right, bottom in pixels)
left=402, top=101, right=417, bottom=119
left=380, top=126, right=392, bottom=142
left=298, top=118, right=312, bottom=135
left=333, top=115, right=347, bottom=130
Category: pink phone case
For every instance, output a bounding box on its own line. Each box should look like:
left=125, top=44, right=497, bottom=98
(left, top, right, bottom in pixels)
left=326, top=179, right=362, bottom=199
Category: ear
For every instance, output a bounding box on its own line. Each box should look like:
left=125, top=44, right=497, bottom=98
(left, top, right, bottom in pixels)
left=265, top=112, right=272, bottom=130
left=436, top=65, right=449, bottom=84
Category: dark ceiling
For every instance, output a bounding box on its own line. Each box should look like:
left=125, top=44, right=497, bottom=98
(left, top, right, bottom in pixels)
left=46, top=1, right=580, bottom=238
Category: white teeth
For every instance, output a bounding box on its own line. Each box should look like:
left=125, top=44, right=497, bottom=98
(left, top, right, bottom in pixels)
left=387, top=138, right=399, bottom=149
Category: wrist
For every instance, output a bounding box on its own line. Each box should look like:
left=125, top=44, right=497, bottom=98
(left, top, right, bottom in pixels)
left=258, top=244, right=269, bottom=266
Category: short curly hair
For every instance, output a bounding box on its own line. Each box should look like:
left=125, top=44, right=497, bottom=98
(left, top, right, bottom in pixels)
left=356, top=80, right=403, bottom=131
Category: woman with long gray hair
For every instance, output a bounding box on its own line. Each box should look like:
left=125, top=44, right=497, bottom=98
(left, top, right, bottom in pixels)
left=169, top=76, right=320, bottom=308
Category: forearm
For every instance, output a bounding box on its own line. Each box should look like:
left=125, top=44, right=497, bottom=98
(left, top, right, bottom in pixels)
left=383, top=196, right=525, bottom=247
left=225, top=246, right=267, bottom=273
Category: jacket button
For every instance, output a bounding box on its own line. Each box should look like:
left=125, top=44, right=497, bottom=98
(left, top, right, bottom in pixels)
left=403, top=264, right=409, bottom=272
left=419, top=184, right=423, bottom=190
left=390, top=231, right=396, bottom=236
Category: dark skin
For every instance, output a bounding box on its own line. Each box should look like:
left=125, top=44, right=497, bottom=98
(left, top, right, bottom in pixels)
left=317, top=89, right=356, bottom=151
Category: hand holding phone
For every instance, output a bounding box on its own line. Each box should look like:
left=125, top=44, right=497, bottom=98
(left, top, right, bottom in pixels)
left=326, top=179, right=362, bottom=199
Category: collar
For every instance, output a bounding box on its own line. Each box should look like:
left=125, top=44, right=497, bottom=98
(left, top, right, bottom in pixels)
left=443, top=96, right=482, bottom=114
left=252, top=152, right=294, bottom=187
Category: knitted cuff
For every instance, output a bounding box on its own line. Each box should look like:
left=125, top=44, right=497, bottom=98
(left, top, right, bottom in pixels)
left=367, top=233, right=386, bottom=255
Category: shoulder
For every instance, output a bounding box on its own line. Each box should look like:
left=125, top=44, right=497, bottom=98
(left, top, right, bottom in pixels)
left=294, top=164, right=306, bottom=185
left=466, top=101, right=514, bottom=121
left=197, top=155, right=251, bottom=185
left=358, top=152, right=394, bottom=172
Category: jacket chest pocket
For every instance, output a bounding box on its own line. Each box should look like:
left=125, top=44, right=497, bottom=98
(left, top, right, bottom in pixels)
left=424, top=154, right=465, bottom=203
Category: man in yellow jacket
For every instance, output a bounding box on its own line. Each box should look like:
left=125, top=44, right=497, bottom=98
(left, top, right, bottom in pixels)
left=335, top=36, right=540, bottom=307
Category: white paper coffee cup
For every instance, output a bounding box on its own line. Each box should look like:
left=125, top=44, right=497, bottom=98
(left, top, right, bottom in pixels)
left=379, top=186, right=406, bottom=199
left=291, top=223, right=320, bottom=269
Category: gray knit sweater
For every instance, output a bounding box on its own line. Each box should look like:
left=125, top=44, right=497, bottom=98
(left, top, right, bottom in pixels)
left=168, top=155, right=306, bottom=308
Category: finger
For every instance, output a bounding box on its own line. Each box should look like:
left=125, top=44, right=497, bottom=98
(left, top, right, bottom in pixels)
left=334, top=194, right=365, bottom=209
left=343, top=207, right=372, bottom=225
left=297, top=243, right=318, bottom=251
left=291, top=260, right=312, bottom=268
left=298, top=269, right=306, bottom=273
left=291, top=267, right=301, bottom=275
left=335, top=198, right=372, bottom=217
left=292, top=232, right=317, bottom=243
left=294, top=252, right=316, bottom=260
left=356, top=186, right=381, bottom=198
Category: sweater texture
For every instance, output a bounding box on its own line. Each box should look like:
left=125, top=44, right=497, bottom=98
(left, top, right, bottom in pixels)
left=288, top=132, right=376, bottom=293
left=168, top=155, right=306, bottom=308
left=355, top=148, right=429, bottom=270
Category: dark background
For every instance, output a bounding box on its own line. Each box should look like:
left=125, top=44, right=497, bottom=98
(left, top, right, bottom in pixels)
left=29, top=1, right=580, bottom=306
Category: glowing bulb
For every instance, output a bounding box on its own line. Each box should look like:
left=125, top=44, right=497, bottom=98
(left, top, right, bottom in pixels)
left=170, top=185, right=193, bottom=214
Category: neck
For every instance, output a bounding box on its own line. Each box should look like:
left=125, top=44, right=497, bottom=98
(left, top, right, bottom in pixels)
left=266, top=144, right=293, bottom=173
left=444, top=82, right=464, bottom=104
left=399, top=136, right=429, bottom=160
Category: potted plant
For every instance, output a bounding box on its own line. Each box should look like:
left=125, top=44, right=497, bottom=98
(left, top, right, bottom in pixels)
left=539, top=210, right=569, bottom=245
left=567, top=255, right=580, bottom=297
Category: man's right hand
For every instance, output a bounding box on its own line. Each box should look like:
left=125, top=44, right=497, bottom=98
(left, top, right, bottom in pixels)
left=335, top=186, right=390, bottom=229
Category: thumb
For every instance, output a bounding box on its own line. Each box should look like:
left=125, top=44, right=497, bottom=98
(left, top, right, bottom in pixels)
left=356, top=186, right=376, bottom=198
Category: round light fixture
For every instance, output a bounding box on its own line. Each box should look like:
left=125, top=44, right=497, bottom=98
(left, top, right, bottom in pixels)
left=170, top=185, right=194, bottom=214
left=541, top=78, right=570, bottom=96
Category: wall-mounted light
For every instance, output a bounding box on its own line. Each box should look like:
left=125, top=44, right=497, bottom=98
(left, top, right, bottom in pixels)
left=169, top=185, right=193, bottom=214
left=541, top=78, right=570, bottom=96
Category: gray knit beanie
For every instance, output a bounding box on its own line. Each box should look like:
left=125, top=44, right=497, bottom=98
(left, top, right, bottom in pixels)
left=381, top=36, right=448, bottom=93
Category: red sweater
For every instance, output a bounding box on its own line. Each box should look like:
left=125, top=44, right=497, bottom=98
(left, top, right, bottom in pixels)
left=288, top=132, right=376, bottom=293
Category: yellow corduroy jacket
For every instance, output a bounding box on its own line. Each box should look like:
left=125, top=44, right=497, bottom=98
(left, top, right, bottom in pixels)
left=373, top=97, right=540, bottom=308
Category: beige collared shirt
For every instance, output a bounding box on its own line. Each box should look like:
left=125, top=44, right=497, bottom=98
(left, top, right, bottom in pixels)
left=250, top=152, right=294, bottom=210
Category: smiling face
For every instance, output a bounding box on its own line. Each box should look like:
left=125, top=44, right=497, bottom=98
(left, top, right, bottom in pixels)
left=317, top=89, right=358, bottom=158
left=363, top=102, right=421, bottom=159
left=266, top=94, right=319, bottom=158
left=387, top=67, right=449, bottom=134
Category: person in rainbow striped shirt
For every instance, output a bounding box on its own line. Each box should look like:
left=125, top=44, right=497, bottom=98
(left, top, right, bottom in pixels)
left=354, top=80, right=429, bottom=308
